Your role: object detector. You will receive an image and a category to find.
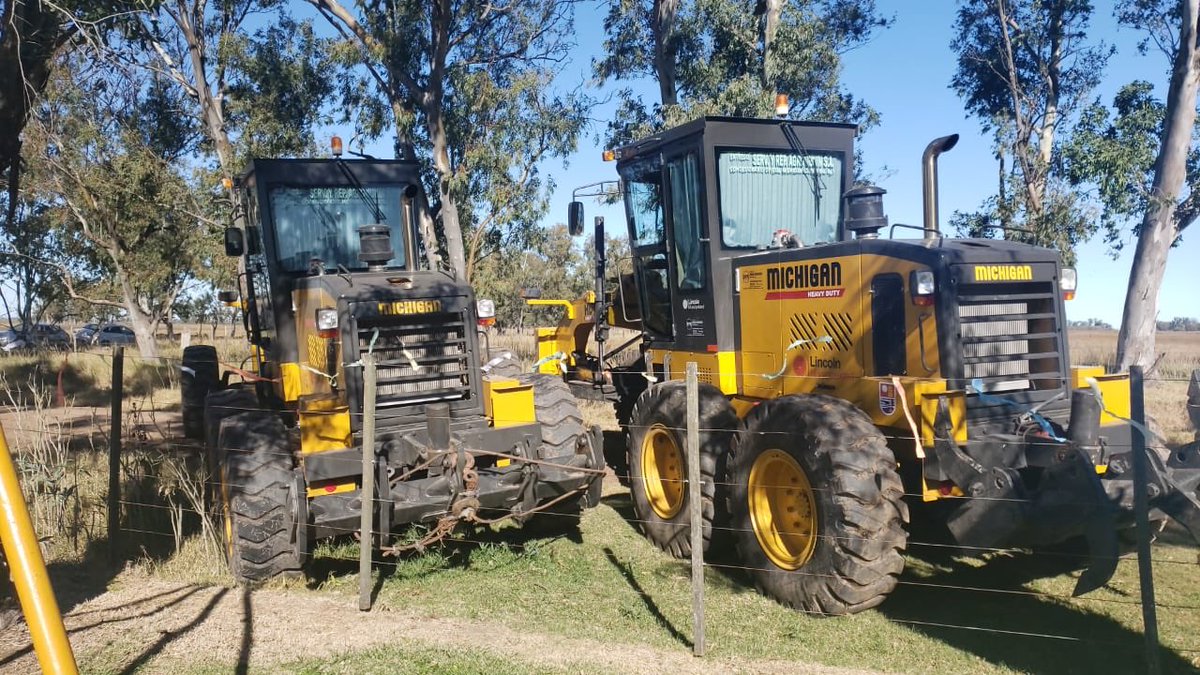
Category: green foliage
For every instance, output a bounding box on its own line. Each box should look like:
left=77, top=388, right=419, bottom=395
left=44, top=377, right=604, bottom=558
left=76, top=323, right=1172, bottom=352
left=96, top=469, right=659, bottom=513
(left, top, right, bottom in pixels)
left=948, top=0, right=1110, bottom=264
left=951, top=0, right=1107, bottom=132
left=326, top=0, right=589, bottom=279
left=22, top=56, right=219, bottom=354
left=1063, top=81, right=1174, bottom=250
left=595, top=0, right=890, bottom=147
left=471, top=224, right=592, bottom=330
left=225, top=15, right=337, bottom=161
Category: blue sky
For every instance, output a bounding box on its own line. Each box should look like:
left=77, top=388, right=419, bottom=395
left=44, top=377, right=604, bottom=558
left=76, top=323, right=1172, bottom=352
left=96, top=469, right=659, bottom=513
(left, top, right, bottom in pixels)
left=532, top=0, right=1198, bottom=326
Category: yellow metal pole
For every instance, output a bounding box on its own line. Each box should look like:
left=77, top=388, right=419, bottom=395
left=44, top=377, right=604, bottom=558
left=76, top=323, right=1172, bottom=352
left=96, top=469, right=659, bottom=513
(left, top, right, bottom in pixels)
left=0, top=423, right=78, bottom=674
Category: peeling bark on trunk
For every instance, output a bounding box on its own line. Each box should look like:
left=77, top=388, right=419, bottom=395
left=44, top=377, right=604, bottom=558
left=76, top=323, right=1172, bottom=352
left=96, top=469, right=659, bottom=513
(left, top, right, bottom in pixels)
left=1117, top=0, right=1200, bottom=371
left=653, top=0, right=680, bottom=107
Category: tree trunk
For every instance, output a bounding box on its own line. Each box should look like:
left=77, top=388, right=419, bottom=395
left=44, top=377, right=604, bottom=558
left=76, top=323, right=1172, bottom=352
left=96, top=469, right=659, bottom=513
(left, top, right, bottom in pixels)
left=759, top=0, right=784, bottom=91
left=425, top=98, right=466, bottom=280
left=1116, top=0, right=1200, bottom=371
left=653, top=0, right=680, bottom=107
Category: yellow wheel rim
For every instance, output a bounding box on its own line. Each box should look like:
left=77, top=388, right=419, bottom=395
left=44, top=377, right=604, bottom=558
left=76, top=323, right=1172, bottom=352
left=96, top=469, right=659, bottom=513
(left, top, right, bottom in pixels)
left=220, top=466, right=234, bottom=562
left=748, top=449, right=818, bottom=570
left=641, top=424, right=685, bottom=519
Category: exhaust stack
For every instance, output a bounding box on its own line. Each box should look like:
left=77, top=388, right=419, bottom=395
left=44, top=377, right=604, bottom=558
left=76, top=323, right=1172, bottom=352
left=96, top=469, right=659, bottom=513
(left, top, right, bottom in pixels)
left=921, top=134, right=959, bottom=240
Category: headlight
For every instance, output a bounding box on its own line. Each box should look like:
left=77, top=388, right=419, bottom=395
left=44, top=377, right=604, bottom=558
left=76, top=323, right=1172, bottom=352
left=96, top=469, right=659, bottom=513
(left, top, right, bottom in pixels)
left=910, top=269, right=935, bottom=306
left=476, top=299, right=495, bottom=320
left=316, top=308, right=338, bottom=331
left=1060, top=268, right=1077, bottom=300
left=476, top=299, right=496, bottom=328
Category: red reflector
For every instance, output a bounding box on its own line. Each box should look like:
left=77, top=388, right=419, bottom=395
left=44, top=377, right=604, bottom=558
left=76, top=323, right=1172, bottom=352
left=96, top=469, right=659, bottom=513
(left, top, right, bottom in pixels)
left=324, top=484, right=337, bottom=493
left=938, top=483, right=953, bottom=496
left=913, top=295, right=934, bottom=307
left=706, top=344, right=719, bottom=353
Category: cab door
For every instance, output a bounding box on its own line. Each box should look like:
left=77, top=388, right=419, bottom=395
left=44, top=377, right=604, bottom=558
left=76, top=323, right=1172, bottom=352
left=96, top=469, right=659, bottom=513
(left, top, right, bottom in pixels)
left=622, top=155, right=674, bottom=343
left=661, top=145, right=714, bottom=353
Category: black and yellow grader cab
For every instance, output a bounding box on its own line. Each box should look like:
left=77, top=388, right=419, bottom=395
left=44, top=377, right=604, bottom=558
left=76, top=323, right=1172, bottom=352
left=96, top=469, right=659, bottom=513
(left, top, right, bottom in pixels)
left=180, top=151, right=603, bottom=584
left=530, top=115, right=1200, bottom=614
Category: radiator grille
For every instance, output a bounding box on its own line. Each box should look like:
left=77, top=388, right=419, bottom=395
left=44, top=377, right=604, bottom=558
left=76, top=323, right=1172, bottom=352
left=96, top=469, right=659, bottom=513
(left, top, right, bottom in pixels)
left=957, top=287, right=1061, bottom=394
left=354, top=311, right=471, bottom=408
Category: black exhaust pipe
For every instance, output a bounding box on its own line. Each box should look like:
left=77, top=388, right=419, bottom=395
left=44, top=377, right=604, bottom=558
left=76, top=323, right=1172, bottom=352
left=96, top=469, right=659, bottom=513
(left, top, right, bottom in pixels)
left=922, top=134, right=959, bottom=240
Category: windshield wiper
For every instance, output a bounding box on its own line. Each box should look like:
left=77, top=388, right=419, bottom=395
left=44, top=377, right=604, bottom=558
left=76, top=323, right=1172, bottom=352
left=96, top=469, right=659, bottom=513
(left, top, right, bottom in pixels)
left=335, top=159, right=386, bottom=223
left=781, top=122, right=826, bottom=220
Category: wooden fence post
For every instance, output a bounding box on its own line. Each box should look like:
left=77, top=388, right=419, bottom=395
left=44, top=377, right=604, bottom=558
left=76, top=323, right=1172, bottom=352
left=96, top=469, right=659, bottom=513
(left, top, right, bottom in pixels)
left=107, top=346, right=124, bottom=559
left=1129, top=365, right=1160, bottom=675
left=686, top=362, right=705, bottom=656
left=358, top=353, right=378, bottom=611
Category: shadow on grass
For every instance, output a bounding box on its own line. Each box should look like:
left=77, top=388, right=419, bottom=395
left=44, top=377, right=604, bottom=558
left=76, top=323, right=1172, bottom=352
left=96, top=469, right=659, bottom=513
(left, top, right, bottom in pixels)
left=601, top=482, right=1197, bottom=672
left=304, top=517, right=587, bottom=594
left=878, top=548, right=1199, bottom=674
left=602, top=546, right=690, bottom=648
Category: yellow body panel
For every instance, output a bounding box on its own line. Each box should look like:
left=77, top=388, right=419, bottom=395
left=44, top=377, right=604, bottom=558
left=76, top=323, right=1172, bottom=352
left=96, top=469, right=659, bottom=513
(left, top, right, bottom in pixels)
left=291, top=286, right=342, bottom=399
left=483, top=377, right=537, bottom=427
left=529, top=292, right=598, bottom=374
left=1071, top=366, right=1131, bottom=425
left=653, top=350, right=739, bottom=395
left=306, top=481, right=356, bottom=498
left=280, top=362, right=302, bottom=403
left=298, top=395, right=352, bottom=455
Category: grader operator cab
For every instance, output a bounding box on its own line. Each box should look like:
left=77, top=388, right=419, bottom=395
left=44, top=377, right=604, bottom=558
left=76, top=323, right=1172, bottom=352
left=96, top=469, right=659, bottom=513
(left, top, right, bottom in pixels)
left=180, top=148, right=603, bottom=584
left=531, top=116, right=1200, bottom=614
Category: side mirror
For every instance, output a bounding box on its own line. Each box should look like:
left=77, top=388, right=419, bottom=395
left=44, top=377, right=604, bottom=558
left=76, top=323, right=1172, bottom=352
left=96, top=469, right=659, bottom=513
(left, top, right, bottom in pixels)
left=519, top=287, right=543, bottom=300
left=224, top=227, right=245, bottom=257
left=217, top=290, right=239, bottom=304
left=567, top=201, right=584, bottom=236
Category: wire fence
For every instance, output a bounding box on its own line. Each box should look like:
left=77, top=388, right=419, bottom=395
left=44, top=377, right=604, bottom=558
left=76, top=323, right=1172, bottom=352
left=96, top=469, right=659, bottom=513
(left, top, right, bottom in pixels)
left=1, top=345, right=1198, bottom=671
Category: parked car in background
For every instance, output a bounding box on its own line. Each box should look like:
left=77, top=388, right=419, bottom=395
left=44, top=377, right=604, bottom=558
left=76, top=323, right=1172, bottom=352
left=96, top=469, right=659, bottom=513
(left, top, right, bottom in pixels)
left=0, top=327, right=23, bottom=351
left=93, top=323, right=137, bottom=346
left=0, top=324, right=69, bottom=352
left=75, top=323, right=100, bottom=344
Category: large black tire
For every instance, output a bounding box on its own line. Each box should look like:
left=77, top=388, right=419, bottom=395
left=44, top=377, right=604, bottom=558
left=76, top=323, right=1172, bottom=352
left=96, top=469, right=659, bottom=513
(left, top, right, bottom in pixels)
left=517, top=373, right=596, bottom=534
left=518, top=373, right=585, bottom=460
left=216, top=411, right=302, bottom=584
left=202, top=388, right=259, bottom=508
left=627, top=381, right=737, bottom=558
left=610, top=363, right=649, bottom=485
left=181, top=345, right=219, bottom=440
left=728, top=394, right=908, bottom=615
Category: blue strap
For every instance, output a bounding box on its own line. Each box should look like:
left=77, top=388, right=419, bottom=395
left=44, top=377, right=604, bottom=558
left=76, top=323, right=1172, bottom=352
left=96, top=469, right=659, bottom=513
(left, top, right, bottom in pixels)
left=969, top=378, right=1067, bottom=442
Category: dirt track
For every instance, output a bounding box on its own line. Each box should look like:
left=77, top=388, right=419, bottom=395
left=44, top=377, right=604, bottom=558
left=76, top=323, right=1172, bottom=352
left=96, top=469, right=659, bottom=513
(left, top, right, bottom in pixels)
left=0, top=573, right=873, bottom=674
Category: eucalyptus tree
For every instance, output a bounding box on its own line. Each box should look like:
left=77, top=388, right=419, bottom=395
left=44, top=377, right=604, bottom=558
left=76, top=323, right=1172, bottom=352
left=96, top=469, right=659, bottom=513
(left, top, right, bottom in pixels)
left=308, top=0, right=588, bottom=281
left=1065, top=0, right=1200, bottom=370
left=949, top=0, right=1111, bottom=264
left=23, top=58, right=216, bottom=357
left=595, top=0, right=890, bottom=145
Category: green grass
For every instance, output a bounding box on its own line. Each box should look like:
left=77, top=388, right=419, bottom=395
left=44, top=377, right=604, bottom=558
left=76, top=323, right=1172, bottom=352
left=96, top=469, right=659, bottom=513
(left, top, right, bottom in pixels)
left=296, top=494, right=1200, bottom=674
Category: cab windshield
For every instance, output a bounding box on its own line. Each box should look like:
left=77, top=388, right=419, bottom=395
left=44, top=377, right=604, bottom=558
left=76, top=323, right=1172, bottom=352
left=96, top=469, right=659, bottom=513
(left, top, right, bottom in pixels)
left=717, top=150, right=843, bottom=248
left=268, top=185, right=409, bottom=272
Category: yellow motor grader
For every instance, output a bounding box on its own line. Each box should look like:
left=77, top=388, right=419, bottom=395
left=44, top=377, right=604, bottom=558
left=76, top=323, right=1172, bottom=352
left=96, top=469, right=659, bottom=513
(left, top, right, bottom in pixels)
left=179, top=144, right=603, bottom=584
left=528, top=115, right=1200, bottom=614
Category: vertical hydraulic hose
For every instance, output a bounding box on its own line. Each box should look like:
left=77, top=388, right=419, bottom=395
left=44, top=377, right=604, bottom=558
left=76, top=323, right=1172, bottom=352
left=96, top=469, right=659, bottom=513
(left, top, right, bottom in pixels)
left=0, top=423, right=78, bottom=674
